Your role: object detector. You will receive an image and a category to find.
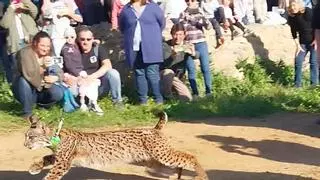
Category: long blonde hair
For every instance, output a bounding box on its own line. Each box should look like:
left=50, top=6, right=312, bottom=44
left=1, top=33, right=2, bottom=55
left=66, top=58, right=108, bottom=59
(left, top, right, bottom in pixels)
left=288, top=0, right=305, bottom=16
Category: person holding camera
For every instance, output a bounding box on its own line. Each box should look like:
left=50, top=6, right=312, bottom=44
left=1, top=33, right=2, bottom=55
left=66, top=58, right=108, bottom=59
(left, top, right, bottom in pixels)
left=12, top=31, right=64, bottom=120
left=0, top=0, right=39, bottom=83
left=160, top=23, right=197, bottom=102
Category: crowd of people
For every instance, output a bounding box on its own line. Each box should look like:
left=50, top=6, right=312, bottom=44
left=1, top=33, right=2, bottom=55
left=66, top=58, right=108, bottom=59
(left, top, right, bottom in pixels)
left=0, top=0, right=319, bottom=120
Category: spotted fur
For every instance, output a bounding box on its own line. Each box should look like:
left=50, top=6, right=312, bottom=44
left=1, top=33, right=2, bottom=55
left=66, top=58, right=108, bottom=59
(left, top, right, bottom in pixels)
left=24, top=113, right=208, bottom=180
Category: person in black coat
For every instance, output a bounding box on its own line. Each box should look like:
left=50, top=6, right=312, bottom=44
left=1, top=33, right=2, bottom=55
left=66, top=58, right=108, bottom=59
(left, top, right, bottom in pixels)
left=287, top=0, right=318, bottom=87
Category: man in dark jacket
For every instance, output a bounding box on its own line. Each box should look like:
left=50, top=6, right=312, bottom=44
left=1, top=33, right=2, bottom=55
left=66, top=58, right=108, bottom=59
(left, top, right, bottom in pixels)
left=160, top=23, right=199, bottom=102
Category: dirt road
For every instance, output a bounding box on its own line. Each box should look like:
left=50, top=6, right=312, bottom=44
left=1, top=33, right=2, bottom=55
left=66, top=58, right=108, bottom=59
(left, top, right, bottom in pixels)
left=0, top=112, right=320, bottom=180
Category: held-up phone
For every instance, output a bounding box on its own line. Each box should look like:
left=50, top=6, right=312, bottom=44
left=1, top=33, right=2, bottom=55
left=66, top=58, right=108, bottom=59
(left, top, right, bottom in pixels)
left=52, top=56, right=63, bottom=65
left=52, top=56, right=64, bottom=69
left=45, top=56, right=63, bottom=76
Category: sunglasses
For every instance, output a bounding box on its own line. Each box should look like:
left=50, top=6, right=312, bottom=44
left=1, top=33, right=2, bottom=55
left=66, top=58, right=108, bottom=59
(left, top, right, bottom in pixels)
left=79, top=38, right=93, bottom=42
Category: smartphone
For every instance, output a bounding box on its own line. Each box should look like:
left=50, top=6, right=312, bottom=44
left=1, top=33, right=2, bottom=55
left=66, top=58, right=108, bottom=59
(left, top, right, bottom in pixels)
left=52, top=56, right=63, bottom=65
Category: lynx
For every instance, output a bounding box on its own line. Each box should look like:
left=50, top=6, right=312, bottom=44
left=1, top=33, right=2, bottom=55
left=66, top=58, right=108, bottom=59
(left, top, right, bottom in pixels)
left=24, top=112, right=208, bottom=180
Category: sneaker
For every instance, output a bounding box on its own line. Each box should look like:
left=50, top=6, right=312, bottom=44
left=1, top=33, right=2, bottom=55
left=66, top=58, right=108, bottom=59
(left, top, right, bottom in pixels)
left=192, top=95, right=200, bottom=101
left=90, top=103, right=104, bottom=116
left=113, top=101, right=125, bottom=110
left=80, top=104, right=89, bottom=112
left=215, top=37, right=225, bottom=49
left=243, top=29, right=253, bottom=37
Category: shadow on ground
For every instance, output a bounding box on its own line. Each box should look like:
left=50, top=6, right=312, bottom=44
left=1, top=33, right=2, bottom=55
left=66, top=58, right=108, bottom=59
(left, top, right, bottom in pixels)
left=0, top=168, right=158, bottom=180
left=198, top=135, right=320, bottom=166
left=0, top=168, right=315, bottom=180
left=207, top=170, right=315, bottom=180
left=146, top=167, right=314, bottom=180
left=167, top=97, right=320, bottom=138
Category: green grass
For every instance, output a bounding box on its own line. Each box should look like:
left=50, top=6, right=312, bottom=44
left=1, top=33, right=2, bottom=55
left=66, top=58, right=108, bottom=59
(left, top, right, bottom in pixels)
left=1, top=57, right=320, bottom=131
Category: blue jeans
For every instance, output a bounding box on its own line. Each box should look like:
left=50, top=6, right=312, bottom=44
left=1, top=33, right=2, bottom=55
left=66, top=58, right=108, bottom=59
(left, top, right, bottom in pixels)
left=295, top=44, right=318, bottom=87
left=186, top=42, right=212, bottom=95
left=209, top=18, right=222, bottom=39
left=12, top=77, right=64, bottom=117
left=99, top=69, right=122, bottom=102
left=134, top=50, right=163, bottom=104
left=0, top=45, right=8, bottom=80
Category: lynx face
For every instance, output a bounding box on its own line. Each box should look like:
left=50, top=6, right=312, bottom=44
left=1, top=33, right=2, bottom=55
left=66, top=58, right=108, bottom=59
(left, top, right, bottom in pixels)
left=24, top=116, right=51, bottom=150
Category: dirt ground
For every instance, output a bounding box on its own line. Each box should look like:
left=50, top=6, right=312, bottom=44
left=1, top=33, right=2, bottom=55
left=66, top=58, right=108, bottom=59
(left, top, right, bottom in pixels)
left=0, top=112, right=320, bottom=180
left=0, top=22, right=318, bottom=180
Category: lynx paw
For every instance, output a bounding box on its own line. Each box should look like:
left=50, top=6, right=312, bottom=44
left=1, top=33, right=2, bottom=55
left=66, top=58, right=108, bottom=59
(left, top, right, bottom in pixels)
left=28, top=163, right=43, bottom=175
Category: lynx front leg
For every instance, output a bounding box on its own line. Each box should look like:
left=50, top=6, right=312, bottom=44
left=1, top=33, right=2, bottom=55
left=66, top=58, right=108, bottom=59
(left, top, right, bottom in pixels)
left=29, top=155, right=55, bottom=175
left=43, top=141, right=77, bottom=180
left=43, top=158, right=72, bottom=180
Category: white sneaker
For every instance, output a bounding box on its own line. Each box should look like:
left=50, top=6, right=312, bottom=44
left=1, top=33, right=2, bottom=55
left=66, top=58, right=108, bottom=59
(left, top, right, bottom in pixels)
left=80, top=104, right=88, bottom=112
left=90, top=103, right=104, bottom=116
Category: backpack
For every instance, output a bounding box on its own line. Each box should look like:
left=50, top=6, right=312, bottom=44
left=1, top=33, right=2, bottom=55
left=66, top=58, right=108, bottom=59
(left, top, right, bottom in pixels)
left=93, top=44, right=99, bottom=58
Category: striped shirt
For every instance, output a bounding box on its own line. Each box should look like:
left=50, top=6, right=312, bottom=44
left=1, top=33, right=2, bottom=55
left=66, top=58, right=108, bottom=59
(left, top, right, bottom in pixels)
left=180, top=7, right=211, bottom=44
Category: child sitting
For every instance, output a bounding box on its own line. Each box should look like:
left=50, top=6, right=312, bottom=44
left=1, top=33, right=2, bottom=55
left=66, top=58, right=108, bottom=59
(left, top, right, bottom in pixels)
left=221, top=0, right=253, bottom=40
left=61, top=27, right=103, bottom=116
left=201, top=0, right=225, bottom=48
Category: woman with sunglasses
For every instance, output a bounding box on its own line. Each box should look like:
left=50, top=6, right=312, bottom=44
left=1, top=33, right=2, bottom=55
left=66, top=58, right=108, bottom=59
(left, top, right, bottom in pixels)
left=119, top=0, right=165, bottom=105
left=288, top=0, right=318, bottom=87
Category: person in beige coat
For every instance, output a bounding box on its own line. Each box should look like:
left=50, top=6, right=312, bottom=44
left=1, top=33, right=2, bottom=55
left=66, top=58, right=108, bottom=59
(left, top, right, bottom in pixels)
left=0, top=0, right=39, bottom=83
left=12, top=31, right=64, bottom=120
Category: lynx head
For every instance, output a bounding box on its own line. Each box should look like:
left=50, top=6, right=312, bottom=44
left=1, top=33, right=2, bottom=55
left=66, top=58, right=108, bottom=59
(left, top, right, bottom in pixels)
left=24, top=115, right=52, bottom=150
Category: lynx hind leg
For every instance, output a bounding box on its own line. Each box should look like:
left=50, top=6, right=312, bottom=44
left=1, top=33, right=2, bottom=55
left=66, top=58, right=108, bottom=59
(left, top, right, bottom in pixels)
left=29, top=155, right=55, bottom=175
left=151, top=148, right=208, bottom=180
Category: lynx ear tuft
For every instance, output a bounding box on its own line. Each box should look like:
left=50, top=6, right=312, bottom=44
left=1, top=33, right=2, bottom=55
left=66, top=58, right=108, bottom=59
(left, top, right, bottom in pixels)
left=29, top=115, right=40, bottom=128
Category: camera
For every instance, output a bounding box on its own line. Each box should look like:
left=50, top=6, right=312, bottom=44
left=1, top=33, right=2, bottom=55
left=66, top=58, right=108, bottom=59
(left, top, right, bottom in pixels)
left=51, top=56, right=64, bottom=68
left=52, top=56, right=63, bottom=64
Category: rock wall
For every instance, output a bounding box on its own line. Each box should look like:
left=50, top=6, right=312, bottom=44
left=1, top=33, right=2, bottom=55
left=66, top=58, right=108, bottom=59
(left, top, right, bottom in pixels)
left=92, top=21, right=297, bottom=80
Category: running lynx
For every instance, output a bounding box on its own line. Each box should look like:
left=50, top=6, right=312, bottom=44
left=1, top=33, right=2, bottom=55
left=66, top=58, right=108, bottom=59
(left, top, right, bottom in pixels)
left=24, top=113, right=208, bottom=180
